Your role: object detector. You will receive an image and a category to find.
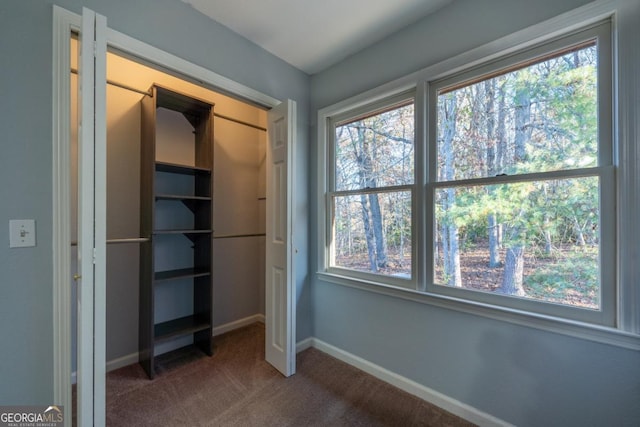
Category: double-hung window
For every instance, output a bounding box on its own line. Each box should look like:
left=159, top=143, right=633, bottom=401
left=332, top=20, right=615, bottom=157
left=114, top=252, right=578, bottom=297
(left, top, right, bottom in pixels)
left=321, top=19, right=615, bottom=327
left=428, top=21, right=614, bottom=325
left=327, top=92, right=415, bottom=286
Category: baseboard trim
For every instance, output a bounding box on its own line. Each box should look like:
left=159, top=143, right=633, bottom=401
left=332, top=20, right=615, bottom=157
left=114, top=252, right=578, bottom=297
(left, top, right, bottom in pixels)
left=213, top=314, right=265, bottom=336
left=296, top=337, right=314, bottom=353
left=72, top=314, right=268, bottom=384
left=307, top=338, right=513, bottom=427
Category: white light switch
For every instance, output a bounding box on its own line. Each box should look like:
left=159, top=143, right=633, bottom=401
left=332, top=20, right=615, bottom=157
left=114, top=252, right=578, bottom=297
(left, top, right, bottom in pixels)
left=9, top=219, right=36, bottom=248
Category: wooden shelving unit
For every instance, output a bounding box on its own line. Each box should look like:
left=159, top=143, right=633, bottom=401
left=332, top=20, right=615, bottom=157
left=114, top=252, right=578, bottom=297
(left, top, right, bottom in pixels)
left=139, top=85, right=214, bottom=379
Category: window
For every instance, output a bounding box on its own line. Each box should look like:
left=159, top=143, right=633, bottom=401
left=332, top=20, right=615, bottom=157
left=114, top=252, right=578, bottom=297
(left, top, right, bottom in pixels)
left=428, top=22, right=613, bottom=324
left=320, top=20, right=615, bottom=327
left=327, top=93, right=415, bottom=284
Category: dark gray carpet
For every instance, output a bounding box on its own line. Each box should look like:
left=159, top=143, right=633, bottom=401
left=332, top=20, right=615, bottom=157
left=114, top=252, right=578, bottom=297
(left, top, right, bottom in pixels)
left=103, top=324, right=475, bottom=426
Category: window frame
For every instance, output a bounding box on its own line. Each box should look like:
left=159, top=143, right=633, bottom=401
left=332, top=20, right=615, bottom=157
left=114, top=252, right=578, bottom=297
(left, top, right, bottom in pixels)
left=325, top=91, right=418, bottom=289
left=317, top=7, right=640, bottom=345
left=425, top=21, right=615, bottom=326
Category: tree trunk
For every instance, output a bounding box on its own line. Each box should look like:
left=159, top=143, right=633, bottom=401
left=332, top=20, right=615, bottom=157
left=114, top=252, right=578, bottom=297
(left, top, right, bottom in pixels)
left=488, top=213, right=502, bottom=267
left=496, top=78, right=507, bottom=172
left=500, top=244, right=526, bottom=296
left=514, top=84, right=531, bottom=164
left=544, top=217, right=553, bottom=255
left=441, top=219, right=450, bottom=281
left=447, top=208, right=462, bottom=287
left=573, top=217, right=586, bottom=247
left=485, top=79, right=502, bottom=268
left=350, top=125, right=388, bottom=272
left=499, top=80, right=531, bottom=295
left=368, top=193, right=387, bottom=268
left=360, top=194, right=377, bottom=272
left=439, top=93, right=462, bottom=287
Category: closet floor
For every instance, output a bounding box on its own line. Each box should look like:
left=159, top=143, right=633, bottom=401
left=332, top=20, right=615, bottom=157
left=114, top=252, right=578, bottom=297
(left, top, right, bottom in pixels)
left=76, top=323, right=474, bottom=426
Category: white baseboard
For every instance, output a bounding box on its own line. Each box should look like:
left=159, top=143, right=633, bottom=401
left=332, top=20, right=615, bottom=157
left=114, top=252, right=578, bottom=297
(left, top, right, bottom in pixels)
left=213, top=313, right=265, bottom=336
left=306, top=338, right=513, bottom=427
left=72, top=314, right=267, bottom=384
left=296, top=337, right=314, bottom=353
left=106, top=352, right=140, bottom=373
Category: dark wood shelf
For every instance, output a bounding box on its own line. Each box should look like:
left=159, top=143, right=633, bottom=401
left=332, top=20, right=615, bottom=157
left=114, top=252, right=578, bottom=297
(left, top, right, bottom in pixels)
left=154, top=315, right=211, bottom=344
left=153, top=229, right=212, bottom=235
left=155, top=194, right=212, bottom=201
left=155, top=161, right=211, bottom=175
left=140, top=84, right=214, bottom=380
left=154, top=267, right=211, bottom=282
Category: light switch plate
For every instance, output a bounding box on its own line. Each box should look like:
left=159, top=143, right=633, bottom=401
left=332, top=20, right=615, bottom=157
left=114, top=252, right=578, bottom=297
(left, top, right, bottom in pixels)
left=9, top=219, right=36, bottom=248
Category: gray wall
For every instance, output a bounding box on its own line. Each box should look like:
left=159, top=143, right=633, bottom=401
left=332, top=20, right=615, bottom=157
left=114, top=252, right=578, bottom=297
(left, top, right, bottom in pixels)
left=0, top=0, right=310, bottom=404
left=309, top=0, right=640, bottom=426
left=3, top=0, right=638, bottom=424
left=0, top=1, right=54, bottom=406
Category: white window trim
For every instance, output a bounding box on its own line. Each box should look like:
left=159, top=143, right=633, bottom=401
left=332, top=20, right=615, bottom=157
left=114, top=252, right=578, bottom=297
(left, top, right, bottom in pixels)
left=317, top=0, right=640, bottom=350
left=425, top=21, right=614, bottom=326
left=325, top=90, right=418, bottom=289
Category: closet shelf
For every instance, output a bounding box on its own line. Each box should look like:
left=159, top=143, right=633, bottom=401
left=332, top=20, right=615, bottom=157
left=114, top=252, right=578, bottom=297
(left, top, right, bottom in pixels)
left=140, top=84, right=214, bottom=380
left=153, top=229, right=212, bottom=235
left=155, top=161, right=211, bottom=175
left=154, top=315, right=211, bottom=344
left=155, top=194, right=212, bottom=201
left=154, top=267, right=211, bottom=282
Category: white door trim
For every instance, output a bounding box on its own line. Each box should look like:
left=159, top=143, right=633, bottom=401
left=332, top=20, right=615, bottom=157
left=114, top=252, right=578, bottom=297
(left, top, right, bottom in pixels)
left=52, top=7, right=77, bottom=423
left=52, top=5, right=288, bottom=424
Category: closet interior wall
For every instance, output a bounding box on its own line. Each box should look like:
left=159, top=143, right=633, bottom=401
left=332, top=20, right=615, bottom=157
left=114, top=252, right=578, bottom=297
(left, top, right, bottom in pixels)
left=70, top=39, right=267, bottom=374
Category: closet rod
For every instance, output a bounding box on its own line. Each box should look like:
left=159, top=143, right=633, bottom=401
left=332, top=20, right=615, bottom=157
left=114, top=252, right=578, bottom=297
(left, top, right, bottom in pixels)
left=213, top=233, right=266, bottom=239
left=214, top=113, right=267, bottom=132
left=70, top=69, right=267, bottom=132
left=70, top=237, right=149, bottom=247
left=70, top=68, right=152, bottom=97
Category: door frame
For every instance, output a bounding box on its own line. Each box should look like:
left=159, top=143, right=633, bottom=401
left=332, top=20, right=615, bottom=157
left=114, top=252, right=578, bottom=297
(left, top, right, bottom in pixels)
left=52, top=5, right=294, bottom=423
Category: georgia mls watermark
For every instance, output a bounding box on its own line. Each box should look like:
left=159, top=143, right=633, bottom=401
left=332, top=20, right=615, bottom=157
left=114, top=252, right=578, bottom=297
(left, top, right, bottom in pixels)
left=0, top=406, right=63, bottom=427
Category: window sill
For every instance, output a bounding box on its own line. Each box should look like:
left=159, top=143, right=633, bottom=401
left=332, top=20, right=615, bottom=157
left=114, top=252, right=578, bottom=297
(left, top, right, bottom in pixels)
left=317, top=271, right=640, bottom=351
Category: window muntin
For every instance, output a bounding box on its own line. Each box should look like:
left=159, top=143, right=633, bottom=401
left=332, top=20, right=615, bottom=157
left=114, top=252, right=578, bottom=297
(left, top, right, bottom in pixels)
left=329, top=96, right=415, bottom=280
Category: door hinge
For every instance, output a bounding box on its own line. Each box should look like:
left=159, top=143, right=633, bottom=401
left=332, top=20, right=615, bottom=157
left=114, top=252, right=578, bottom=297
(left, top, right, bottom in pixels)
left=93, top=247, right=97, bottom=264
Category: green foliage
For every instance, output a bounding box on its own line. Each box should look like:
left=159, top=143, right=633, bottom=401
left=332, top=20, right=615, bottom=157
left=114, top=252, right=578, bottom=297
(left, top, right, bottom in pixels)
left=434, top=43, right=601, bottom=306
left=525, top=246, right=599, bottom=306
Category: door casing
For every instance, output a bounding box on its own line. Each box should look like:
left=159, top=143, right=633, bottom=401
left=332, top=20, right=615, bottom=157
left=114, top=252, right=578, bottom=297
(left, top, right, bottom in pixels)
left=52, top=6, right=296, bottom=425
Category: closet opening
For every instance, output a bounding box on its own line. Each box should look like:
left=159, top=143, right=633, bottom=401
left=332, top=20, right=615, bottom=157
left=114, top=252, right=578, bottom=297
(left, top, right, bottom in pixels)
left=70, top=35, right=268, bottom=384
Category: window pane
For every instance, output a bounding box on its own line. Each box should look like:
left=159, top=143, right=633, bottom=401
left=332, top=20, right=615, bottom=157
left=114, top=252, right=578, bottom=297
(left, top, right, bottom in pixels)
left=437, top=43, right=598, bottom=181
left=335, top=102, right=414, bottom=191
left=433, top=176, right=600, bottom=309
left=333, top=191, right=412, bottom=277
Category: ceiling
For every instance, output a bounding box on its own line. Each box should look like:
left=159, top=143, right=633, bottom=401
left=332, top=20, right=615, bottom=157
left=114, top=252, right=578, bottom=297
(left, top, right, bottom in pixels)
left=182, top=0, right=452, bottom=75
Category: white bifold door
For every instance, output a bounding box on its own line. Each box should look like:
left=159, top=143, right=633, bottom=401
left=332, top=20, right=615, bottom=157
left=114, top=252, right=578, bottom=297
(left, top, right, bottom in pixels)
left=265, top=100, right=297, bottom=377
left=71, top=8, right=297, bottom=424
left=76, top=7, right=107, bottom=427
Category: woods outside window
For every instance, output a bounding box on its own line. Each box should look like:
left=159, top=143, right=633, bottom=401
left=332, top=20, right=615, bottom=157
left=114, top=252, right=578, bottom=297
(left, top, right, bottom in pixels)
left=328, top=93, right=416, bottom=286
left=323, top=20, right=614, bottom=326
left=427, top=21, right=613, bottom=324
